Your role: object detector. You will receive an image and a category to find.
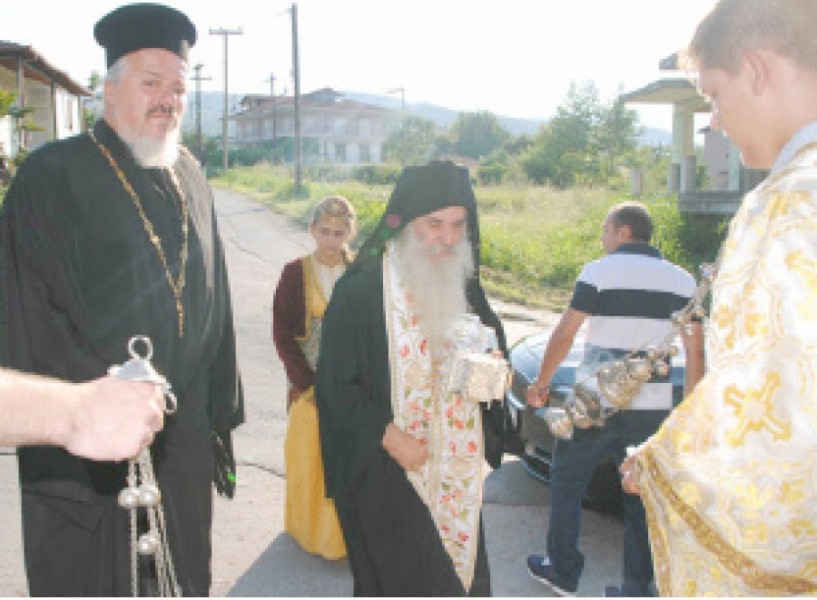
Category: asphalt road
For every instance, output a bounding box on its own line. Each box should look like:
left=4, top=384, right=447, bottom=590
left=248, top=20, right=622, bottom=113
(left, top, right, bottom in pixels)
left=0, top=187, right=623, bottom=597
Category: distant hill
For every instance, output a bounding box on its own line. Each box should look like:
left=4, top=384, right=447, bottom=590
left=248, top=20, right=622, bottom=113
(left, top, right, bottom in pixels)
left=183, top=90, right=670, bottom=146
left=341, top=91, right=547, bottom=137
left=639, top=127, right=672, bottom=146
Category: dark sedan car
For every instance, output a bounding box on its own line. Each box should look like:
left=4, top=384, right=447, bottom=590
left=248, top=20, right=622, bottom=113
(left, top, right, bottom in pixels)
left=504, top=328, right=686, bottom=516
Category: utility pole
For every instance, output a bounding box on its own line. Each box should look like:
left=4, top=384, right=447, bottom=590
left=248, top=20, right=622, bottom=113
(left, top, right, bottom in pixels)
left=265, top=72, right=278, bottom=162
left=289, top=4, right=302, bottom=191
left=191, top=64, right=211, bottom=163
left=209, top=27, right=243, bottom=171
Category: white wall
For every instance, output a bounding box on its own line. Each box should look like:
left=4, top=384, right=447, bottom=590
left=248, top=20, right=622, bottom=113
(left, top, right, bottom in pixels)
left=0, top=117, right=11, bottom=158
left=55, top=88, right=82, bottom=139
left=25, top=83, right=52, bottom=150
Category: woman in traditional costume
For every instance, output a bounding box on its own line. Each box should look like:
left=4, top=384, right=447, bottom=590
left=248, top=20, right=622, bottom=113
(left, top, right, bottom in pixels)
left=272, top=196, right=356, bottom=559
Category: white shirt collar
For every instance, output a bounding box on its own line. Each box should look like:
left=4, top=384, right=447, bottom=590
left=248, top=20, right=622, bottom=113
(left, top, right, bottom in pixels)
left=772, top=121, right=817, bottom=173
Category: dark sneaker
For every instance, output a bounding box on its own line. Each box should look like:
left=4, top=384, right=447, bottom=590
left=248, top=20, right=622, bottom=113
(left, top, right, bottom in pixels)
left=526, top=554, right=578, bottom=596
left=604, top=585, right=622, bottom=597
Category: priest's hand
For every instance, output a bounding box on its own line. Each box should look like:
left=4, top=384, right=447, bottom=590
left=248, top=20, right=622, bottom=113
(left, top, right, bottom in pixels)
left=382, top=423, right=429, bottom=472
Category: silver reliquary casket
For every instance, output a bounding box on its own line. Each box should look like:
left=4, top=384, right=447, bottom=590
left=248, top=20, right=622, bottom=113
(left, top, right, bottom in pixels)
left=446, top=314, right=510, bottom=404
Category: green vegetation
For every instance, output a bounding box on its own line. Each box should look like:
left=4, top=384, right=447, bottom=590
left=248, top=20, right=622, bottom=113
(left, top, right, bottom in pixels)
left=212, top=166, right=727, bottom=311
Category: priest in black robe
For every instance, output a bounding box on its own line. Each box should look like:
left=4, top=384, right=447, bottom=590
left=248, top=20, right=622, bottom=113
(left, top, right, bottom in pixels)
left=1, top=4, right=243, bottom=596
left=315, top=160, right=508, bottom=596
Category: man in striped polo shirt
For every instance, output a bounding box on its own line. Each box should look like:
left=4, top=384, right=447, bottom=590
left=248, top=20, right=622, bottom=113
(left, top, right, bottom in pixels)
left=524, top=201, right=705, bottom=596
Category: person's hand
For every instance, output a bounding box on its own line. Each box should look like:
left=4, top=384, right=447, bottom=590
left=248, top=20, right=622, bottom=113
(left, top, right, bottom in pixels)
left=620, top=454, right=641, bottom=496
left=63, top=376, right=164, bottom=461
left=526, top=381, right=549, bottom=408
left=382, top=423, right=429, bottom=472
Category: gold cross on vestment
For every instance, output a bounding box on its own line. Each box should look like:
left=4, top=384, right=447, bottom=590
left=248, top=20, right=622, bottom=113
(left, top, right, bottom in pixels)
left=724, top=372, right=789, bottom=446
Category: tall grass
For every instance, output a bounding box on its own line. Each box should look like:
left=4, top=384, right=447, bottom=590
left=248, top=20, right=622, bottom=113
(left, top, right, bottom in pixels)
left=212, top=166, right=727, bottom=310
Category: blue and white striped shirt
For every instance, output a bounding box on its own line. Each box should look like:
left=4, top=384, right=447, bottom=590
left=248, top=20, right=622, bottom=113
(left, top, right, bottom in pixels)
left=570, top=243, right=695, bottom=410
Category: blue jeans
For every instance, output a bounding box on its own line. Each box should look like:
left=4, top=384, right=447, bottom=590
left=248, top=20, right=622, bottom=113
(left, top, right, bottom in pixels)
left=546, top=410, right=667, bottom=596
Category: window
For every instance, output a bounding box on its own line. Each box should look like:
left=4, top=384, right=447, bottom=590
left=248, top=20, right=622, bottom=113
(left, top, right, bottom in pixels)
left=359, top=144, right=370, bottom=163
left=335, top=143, right=346, bottom=163
left=358, top=117, right=370, bottom=138
left=64, top=97, right=74, bottom=131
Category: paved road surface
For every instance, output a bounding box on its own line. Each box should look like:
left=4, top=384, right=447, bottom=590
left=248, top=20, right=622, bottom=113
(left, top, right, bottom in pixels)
left=0, top=188, right=623, bottom=597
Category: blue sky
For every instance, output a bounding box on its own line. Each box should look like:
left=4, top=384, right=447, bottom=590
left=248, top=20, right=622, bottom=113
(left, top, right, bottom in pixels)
left=4, top=0, right=717, bottom=129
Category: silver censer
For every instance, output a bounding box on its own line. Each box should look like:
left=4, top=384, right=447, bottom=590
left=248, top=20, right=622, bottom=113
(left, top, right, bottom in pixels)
left=109, top=336, right=181, bottom=597
left=446, top=314, right=511, bottom=404
left=545, top=261, right=716, bottom=440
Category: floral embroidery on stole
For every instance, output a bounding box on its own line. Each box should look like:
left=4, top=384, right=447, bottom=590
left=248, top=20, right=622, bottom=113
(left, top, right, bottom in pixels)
left=383, top=244, right=483, bottom=590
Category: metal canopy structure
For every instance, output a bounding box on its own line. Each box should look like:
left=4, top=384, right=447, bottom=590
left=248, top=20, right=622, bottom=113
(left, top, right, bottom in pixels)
left=619, top=78, right=709, bottom=113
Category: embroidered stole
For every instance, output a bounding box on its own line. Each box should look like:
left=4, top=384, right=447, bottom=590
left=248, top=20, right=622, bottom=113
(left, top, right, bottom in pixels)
left=383, top=244, right=484, bottom=590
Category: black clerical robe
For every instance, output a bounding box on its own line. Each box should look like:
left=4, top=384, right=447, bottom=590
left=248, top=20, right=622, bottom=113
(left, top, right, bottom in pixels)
left=315, top=257, right=505, bottom=596
left=1, top=120, right=244, bottom=596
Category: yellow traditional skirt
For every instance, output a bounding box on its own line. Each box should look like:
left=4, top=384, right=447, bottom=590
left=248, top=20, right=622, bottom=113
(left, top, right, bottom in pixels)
left=284, top=389, right=346, bottom=559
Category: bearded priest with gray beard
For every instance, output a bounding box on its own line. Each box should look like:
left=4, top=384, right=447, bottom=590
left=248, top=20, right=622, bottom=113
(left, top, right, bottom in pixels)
left=1, top=4, right=243, bottom=596
left=315, top=160, right=508, bottom=596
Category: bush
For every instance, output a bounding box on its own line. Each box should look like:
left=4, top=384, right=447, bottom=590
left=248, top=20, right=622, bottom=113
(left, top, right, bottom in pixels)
left=477, top=163, right=506, bottom=185
left=352, top=164, right=402, bottom=186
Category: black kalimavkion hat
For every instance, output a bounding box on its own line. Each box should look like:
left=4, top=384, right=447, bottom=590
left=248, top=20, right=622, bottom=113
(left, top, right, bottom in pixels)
left=356, top=160, right=482, bottom=266
left=94, top=3, right=197, bottom=68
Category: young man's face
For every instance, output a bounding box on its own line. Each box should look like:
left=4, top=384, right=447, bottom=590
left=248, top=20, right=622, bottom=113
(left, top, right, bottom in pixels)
left=698, top=61, right=777, bottom=169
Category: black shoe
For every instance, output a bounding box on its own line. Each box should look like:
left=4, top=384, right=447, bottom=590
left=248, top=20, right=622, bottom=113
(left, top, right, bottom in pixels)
left=604, top=585, right=622, bottom=597
left=526, top=554, right=577, bottom=596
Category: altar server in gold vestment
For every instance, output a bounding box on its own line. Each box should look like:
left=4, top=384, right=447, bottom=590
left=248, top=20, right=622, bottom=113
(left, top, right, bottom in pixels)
left=621, top=0, right=817, bottom=595
left=272, top=196, right=356, bottom=559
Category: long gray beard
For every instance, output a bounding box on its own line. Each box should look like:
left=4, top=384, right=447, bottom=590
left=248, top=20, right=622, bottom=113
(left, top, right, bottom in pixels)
left=393, top=227, right=474, bottom=356
left=122, top=128, right=181, bottom=168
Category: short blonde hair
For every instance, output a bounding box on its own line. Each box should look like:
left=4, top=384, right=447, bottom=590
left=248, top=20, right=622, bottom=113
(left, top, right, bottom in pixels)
left=684, top=0, right=817, bottom=74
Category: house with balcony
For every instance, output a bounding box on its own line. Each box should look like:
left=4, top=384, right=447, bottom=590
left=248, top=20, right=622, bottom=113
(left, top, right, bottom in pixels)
left=620, top=54, right=766, bottom=215
left=0, top=41, right=90, bottom=158
left=231, top=87, right=391, bottom=165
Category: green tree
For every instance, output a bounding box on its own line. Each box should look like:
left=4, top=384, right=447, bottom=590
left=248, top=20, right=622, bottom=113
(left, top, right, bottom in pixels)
left=0, top=90, right=43, bottom=160
left=182, top=130, right=221, bottom=167
left=447, top=110, right=510, bottom=160
left=84, top=70, right=103, bottom=130
left=383, top=115, right=437, bottom=166
left=521, top=81, right=642, bottom=188
left=591, top=88, right=642, bottom=177
left=477, top=136, right=532, bottom=185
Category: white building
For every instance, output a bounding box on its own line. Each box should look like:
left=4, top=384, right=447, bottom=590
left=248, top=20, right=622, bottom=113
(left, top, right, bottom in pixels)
left=0, top=41, right=90, bottom=157
left=232, top=88, right=391, bottom=165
